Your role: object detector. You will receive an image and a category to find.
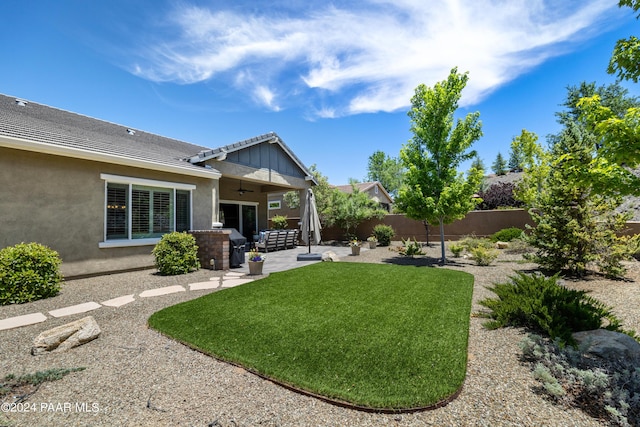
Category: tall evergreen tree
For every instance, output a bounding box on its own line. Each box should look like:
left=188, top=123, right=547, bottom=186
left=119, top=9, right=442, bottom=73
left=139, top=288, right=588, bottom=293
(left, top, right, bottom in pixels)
left=492, top=152, right=507, bottom=175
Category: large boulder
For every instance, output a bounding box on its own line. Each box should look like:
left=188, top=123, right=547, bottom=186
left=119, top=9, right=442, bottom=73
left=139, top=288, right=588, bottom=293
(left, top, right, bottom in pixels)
left=32, top=316, right=101, bottom=356
left=572, top=329, right=640, bottom=367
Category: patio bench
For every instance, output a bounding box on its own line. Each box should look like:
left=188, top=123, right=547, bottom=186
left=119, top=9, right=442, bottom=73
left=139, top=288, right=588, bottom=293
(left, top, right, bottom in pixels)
left=255, top=229, right=299, bottom=252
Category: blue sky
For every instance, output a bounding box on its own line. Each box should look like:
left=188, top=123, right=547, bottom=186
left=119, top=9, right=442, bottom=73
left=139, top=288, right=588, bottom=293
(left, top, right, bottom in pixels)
left=1, top=1, right=638, bottom=185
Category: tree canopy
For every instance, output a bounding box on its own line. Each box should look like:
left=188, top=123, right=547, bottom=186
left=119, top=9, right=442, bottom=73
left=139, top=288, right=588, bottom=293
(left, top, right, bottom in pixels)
left=366, top=151, right=404, bottom=198
left=608, top=0, right=640, bottom=82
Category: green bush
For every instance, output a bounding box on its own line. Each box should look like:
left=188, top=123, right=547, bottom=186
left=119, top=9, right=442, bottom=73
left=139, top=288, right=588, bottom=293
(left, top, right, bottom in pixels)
left=397, top=238, right=425, bottom=257
left=469, top=246, right=499, bottom=266
left=372, top=224, right=395, bottom=246
left=271, top=215, right=289, bottom=230
left=520, top=334, right=640, bottom=426
left=0, top=242, right=63, bottom=305
left=478, top=272, right=630, bottom=345
left=449, top=242, right=464, bottom=258
left=152, top=232, right=200, bottom=276
left=458, top=234, right=493, bottom=251
left=490, top=227, right=524, bottom=242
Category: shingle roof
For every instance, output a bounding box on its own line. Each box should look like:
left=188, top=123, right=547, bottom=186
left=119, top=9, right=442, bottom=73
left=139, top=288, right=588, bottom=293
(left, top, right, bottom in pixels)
left=0, top=94, right=220, bottom=178
left=334, top=181, right=394, bottom=202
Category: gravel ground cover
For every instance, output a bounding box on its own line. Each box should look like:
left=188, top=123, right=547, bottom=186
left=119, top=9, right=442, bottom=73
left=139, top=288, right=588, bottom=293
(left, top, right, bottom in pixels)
left=1, top=243, right=638, bottom=426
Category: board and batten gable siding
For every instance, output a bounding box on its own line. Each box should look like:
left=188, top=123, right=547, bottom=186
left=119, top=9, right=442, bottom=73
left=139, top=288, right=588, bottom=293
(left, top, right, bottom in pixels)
left=226, top=143, right=306, bottom=179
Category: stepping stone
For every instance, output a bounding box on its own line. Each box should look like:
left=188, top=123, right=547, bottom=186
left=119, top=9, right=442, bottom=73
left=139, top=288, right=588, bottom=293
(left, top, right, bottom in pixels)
left=49, top=302, right=102, bottom=318
left=138, top=285, right=185, bottom=298
left=221, top=278, right=253, bottom=288
left=0, top=312, right=48, bottom=331
left=189, top=282, right=219, bottom=291
left=224, top=272, right=245, bottom=277
left=101, top=294, right=135, bottom=307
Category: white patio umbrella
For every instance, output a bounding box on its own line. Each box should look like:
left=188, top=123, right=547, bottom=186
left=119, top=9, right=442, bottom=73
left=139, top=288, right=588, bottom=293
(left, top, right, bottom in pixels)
left=298, top=188, right=322, bottom=260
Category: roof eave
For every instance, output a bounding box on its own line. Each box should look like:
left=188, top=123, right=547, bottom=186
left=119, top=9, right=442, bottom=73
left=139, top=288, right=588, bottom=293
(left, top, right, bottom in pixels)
left=0, top=135, right=221, bottom=180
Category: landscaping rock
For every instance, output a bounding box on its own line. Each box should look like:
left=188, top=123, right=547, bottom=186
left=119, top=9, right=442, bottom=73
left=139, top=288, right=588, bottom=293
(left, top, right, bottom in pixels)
left=572, top=329, right=640, bottom=367
left=496, top=241, right=509, bottom=249
left=322, top=251, right=340, bottom=262
left=31, top=316, right=101, bottom=356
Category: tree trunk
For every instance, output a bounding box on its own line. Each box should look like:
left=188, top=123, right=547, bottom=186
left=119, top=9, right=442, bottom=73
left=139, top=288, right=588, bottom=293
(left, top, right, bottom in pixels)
left=439, top=217, right=446, bottom=265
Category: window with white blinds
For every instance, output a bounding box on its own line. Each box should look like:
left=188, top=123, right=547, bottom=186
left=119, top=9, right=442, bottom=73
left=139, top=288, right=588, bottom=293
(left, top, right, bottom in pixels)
left=102, top=174, right=194, bottom=244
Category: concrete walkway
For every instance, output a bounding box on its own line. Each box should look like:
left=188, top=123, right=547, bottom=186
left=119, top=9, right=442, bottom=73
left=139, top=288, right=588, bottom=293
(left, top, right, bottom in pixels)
left=0, top=244, right=359, bottom=332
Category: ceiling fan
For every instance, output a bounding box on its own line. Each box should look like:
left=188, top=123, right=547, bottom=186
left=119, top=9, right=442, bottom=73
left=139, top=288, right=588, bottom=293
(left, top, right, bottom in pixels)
left=236, top=180, right=254, bottom=196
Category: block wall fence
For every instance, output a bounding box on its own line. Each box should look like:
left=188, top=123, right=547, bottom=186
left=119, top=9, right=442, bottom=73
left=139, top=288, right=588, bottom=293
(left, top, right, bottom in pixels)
left=316, top=210, right=640, bottom=243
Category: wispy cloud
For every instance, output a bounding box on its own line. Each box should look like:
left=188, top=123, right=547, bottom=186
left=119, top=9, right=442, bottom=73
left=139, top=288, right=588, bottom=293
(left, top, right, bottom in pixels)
left=129, top=0, right=620, bottom=117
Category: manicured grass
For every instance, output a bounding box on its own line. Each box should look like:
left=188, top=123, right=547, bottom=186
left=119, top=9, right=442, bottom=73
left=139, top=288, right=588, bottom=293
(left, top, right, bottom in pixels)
left=149, top=262, right=474, bottom=410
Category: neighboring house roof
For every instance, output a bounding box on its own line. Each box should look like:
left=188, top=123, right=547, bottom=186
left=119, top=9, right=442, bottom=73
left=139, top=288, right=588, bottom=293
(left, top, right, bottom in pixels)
left=334, top=181, right=393, bottom=202
left=0, top=94, right=221, bottom=179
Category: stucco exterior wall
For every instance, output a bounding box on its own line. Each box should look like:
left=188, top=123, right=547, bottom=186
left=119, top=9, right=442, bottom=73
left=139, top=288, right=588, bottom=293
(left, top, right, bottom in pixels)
left=1, top=147, right=217, bottom=277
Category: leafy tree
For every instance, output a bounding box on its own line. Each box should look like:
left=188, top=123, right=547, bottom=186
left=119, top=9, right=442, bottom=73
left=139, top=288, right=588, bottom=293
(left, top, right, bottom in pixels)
left=512, top=130, right=548, bottom=207
left=366, top=151, right=404, bottom=198
left=329, top=184, right=387, bottom=239
left=307, top=164, right=339, bottom=227
left=395, top=67, right=484, bottom=263
left=492, top=152, right=507, bottom=175
left=560, top=81, right=640, bottom=197
left=477, top=182, right=523, bottom=210
left=282, top=191, right=300, bottom=209
left=556, top=81, right=639, bottom=130
left=608, top=0, right=640, bottom=82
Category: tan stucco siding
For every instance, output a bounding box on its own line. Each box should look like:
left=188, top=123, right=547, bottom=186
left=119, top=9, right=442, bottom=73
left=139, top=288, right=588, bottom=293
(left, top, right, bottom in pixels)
left=1, top=147, right=216, bottom=277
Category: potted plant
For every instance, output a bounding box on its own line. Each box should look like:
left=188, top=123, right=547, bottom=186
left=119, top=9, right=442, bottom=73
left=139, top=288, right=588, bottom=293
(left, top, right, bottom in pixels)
left=247, top=249, right=266, bottom=275
left=366, top=235, right=378, bottom=249
left=349, top=239, right=361, bottom=256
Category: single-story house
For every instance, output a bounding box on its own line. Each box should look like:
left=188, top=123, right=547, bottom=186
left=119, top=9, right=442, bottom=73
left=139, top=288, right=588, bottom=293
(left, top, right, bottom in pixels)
left=0, top=94, right=316, bottom=277
left=334, top=181, right=393, bottom=212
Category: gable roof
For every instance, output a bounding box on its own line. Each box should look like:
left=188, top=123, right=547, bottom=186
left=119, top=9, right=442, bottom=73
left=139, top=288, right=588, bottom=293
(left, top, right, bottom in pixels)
left=334, top=181, right=393, bottom=202
left=187, top=131, right=316, bottom=184
left=0, top=94, right=221, bottom=179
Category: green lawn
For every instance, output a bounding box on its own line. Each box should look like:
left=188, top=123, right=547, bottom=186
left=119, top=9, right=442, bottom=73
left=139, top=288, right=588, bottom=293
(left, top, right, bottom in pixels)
left=148, top=262, right=474, bottom=410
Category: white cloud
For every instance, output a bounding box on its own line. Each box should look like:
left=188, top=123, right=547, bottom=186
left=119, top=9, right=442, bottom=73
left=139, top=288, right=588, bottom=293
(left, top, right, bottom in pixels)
left=130, top=0, right=621, bottom=117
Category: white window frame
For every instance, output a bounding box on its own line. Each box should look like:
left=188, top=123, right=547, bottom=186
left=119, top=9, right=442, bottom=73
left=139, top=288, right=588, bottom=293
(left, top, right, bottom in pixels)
left=268, top=200, right=281, bottom=210
left=99, top=174, right=195, bottom=248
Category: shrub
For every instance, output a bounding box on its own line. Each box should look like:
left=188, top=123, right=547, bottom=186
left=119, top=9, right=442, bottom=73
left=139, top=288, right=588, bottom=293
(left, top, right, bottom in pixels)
left=397, top=238, right=425, bottom=257
left=372, top=224, right=395, bottom=246
left=458, top=234, right=493, bottom=251
left=491, top=227, right=524, bottom=243
left=478, top=272, right=629, bottom=345
left=520, top=334, right=640, bottom=426
left=469, top=246, right=499, bottom=266
left=0, top=242, right=63, bottom=305
left=152, top=232, right=200, bottom=276
left=271, top=215, right=289, bottom=230
left=449, top=242, right=464, bottom=258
